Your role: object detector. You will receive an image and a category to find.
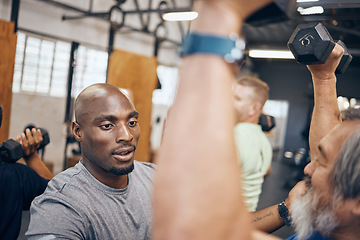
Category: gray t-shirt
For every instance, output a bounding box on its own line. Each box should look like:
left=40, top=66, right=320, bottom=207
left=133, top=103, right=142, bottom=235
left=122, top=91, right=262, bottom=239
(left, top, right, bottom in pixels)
left=26, top=160, right=155, bottom=240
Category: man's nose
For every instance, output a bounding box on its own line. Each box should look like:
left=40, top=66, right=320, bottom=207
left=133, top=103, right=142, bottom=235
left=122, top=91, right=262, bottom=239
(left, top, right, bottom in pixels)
left=303, top=161, right=315, bottom=177
left=116, top=123, right=133, bottom=142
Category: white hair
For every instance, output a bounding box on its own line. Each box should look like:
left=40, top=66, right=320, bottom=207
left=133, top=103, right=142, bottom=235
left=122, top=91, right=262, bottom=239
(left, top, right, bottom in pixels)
left=291, top=186, right=340, bottom=240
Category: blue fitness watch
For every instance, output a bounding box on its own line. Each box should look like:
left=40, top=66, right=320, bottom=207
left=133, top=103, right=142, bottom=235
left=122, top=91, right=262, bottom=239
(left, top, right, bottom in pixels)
left=179, top=32, right=246, bottom=66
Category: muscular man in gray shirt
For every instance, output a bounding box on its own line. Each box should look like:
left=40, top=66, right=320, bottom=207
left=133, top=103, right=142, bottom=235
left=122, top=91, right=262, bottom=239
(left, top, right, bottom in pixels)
left=27, top=83, right=155, bottom=240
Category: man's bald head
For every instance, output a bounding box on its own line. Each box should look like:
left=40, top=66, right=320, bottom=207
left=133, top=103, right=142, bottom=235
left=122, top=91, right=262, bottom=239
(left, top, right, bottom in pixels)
left=75, top=83, right=134, bottom=125
left=72, top=83, right=141, bottom=181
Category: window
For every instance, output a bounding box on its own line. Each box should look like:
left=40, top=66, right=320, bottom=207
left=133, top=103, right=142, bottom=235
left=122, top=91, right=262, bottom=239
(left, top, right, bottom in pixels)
left=152, top=65, right=179, bottom=106
left=13, top=32, right=108, bottom=98
left=150, top=65, right=179, bottom=151
left=71, top=46, right=108, bottom=98
left=13, top=32, right=71, bottom=97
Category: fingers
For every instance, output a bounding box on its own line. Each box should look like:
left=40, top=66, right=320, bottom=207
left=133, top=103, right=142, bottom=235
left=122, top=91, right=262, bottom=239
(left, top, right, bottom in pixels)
left=235, top=0, right=273, bottom=20
left=285, top=181, right=308, bottom=211
left=330, top=43, right=345, bottom=62
left=191, top=0, right=273, bottom=35
left=21, top=128, right=42, bottom=156
left=15, top=133, right=23, bottom=143
left=307, top=43, right=344, bottom=80
left=214, top=0, right=274, bottom=21
left=32, top=128, right=43, bottom=149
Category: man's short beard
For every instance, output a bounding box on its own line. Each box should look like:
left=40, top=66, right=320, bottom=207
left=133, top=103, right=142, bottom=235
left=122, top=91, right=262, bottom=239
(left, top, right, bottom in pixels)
left=109, top=163, right=134, bottom=176
left=291, top=183, right=340, bottom=240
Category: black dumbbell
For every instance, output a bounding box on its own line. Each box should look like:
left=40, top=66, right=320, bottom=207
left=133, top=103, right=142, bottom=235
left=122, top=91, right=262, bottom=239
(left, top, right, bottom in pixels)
left=258, top=113, right=276, bottom=132
left=23, top=125, right=50, bottom=149
left=0, top=139, right=24, bottom=163
left=287, top=22, right=353, bottom=74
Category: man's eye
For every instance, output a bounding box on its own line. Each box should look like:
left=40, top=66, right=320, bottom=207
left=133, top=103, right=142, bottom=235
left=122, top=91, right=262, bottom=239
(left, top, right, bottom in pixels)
left=100, top=124, right=113, bottom=130
left=129, top=120, right=138, bottom=127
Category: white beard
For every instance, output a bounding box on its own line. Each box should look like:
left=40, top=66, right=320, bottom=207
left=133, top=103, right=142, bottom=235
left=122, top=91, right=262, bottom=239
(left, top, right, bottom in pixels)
left=291, top=187, right=340, bottom=240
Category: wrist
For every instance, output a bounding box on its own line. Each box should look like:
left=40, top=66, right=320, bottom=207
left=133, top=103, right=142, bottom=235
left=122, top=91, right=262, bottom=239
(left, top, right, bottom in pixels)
left=23, top=152, right=39, bottom=163
left=284, top=198, right=291, bottom=212
left=312, top=73, right=337, bottom=82
left=278, top=200, right=292, bottom=226
left=191, top=2, right=243, bottom=36
left=180, top=32, right=245, bottom=63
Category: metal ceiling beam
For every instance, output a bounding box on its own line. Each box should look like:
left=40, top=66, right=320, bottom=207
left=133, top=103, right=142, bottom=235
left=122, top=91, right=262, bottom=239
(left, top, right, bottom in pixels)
left=37, top=0, right=90, bottom=14
left=36, top=0, right=189, bottom=46
left=297, top=0, right=360, bottom=9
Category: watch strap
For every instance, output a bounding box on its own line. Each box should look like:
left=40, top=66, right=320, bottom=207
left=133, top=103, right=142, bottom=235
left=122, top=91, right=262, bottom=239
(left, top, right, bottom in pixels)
left=179, top=32, right=245, bottom=65
left=278, top=200, right=292, bottom=226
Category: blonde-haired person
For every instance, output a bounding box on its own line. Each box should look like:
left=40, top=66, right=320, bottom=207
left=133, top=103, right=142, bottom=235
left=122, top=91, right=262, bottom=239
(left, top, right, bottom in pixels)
left=233, top=76, right=272, bottom=212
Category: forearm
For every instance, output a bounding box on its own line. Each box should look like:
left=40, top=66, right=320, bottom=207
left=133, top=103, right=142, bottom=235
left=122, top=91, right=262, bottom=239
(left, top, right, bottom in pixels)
left=251, top=205, right=284, bottom=233
left=309, top=76, right=341, bottom=147
left=153, top=1, right=274, bottom=239
left=153, top=4, right=249, bottom=240
left=153, top=47, right=249, bottom=240
left=251, top=180, right=306, bottom=234
left=24, top=153, right=53, bottom=180
left=309, top=73, right=341, bottom=159
left=308, top=45, right=343, bottom=159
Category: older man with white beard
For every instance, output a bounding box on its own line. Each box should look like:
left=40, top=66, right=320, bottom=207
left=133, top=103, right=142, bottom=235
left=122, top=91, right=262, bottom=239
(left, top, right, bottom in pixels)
left=288, top=107, right=360, bottom=240
left=246, top=42, right=360, bottom=239
left=275, top=41, right=360, bottom=240
left=289, top=109, right=360, bottom=240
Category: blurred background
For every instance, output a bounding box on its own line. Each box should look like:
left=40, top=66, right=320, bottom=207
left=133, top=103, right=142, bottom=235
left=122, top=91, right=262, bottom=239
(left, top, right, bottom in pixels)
left=0, top=0, right=360, bottom=238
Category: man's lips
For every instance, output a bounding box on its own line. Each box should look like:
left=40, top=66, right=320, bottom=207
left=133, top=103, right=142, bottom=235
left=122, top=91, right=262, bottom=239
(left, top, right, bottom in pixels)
left=111, top=146, right=135, bottom=161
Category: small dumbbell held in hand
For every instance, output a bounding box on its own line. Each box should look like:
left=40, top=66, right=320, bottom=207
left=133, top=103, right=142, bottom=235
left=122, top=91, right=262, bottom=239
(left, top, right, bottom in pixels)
left=0, top=139, right=23, bottom=163
left=287, top=22, right=352, bottom=74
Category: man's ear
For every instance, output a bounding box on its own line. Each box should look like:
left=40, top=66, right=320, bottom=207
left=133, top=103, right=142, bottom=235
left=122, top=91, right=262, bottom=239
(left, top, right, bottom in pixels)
left=249, top=102, right=262, bottom=117
left=72, top=121, right=82, bottom=142
left=351, top=197, right=360, bottom=216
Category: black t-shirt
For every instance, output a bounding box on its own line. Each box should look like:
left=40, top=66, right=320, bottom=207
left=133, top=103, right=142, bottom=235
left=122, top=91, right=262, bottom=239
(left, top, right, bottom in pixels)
left=0, top=161, right=49, bottom=240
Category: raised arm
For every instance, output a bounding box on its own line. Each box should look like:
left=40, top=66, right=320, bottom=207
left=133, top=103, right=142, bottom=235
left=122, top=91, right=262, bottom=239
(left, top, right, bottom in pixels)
left=307, top=44, right=344, bottom=162
left=16, top=128, right=53, bottom=180
left=152, top=1, right=273, bottom=240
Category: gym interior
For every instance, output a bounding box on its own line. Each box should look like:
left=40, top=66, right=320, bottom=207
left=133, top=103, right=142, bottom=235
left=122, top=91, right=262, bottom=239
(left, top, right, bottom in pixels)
left=1, top=0, right=360, bottom=239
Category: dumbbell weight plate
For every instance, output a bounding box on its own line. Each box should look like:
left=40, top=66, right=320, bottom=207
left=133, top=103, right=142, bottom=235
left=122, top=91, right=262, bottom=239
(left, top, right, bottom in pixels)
left=288, top=22, right=335, bottom=65
left=335, top=40, right=353, bottom=74
left=0, top=139, right=24, bottom=163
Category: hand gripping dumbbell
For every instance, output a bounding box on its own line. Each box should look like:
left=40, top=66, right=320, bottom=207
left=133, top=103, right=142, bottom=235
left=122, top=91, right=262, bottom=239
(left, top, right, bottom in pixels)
left=287, top=22, right=353, bottom=74
left=23, top=126, right=50, bottom=149
left=0, top=139, right=24, bottom=163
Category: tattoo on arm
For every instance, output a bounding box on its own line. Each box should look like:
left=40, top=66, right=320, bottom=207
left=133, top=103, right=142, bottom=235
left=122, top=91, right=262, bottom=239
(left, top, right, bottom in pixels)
left=252, top=211, right=274, bottom=223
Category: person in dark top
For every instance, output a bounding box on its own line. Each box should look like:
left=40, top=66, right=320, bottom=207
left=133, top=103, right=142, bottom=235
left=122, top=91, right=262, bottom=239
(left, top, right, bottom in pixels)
left=0, top=104, right=53, bottom=239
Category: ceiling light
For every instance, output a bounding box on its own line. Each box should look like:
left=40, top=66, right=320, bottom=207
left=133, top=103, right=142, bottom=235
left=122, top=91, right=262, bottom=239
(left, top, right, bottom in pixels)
left=248, top=50, right=294, bottom=59
left=297, top=6, right=324, bottom=15
left=296, top=0, right=319, bottom=3
left=162, top=11, right=198, bottom=21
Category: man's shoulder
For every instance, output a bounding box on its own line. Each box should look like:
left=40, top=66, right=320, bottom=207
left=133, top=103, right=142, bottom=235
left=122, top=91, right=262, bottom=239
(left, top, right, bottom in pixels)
left=0, top=162, right=48, bottom=187
left=46, top=163, right=84, bottom=192
left=134, top=160, right=156, bottom=171
left=132, top=161, right=156, bottom=183
left=234, top=122, right=262, bottom=135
